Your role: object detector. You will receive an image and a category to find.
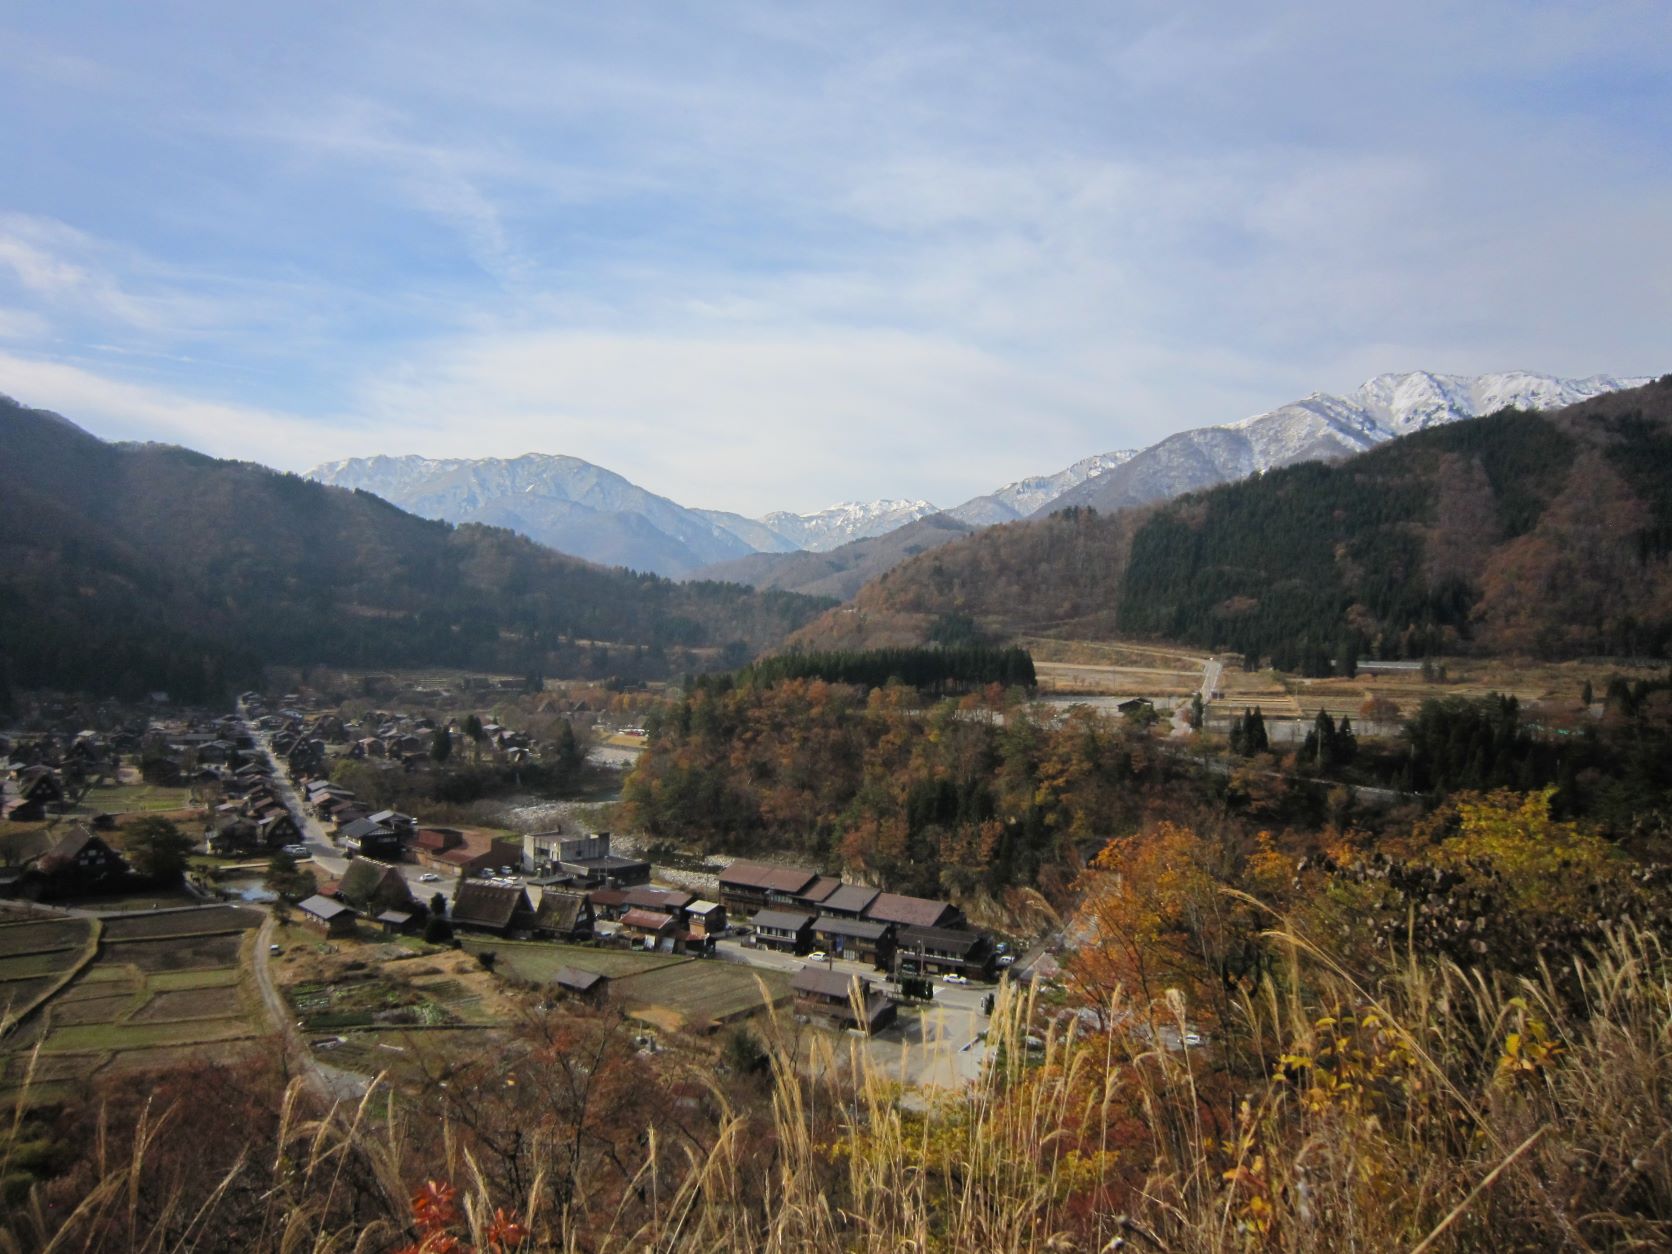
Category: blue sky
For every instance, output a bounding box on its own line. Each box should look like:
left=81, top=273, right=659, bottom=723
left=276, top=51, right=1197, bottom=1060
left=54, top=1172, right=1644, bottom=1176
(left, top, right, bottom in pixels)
left=1, top=1, right=1668, bottom=515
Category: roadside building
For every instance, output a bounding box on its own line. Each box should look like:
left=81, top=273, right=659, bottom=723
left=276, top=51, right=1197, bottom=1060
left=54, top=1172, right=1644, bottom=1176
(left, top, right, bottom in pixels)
left=718, top=862, right=819, bottom=916
left=684, top=899, right=727, bottom=941
left=619, top=907, right=677, bottom=948
left=896, top=925, right=994, bottom=980
left=863, top=892, right=965, bottom=932
left=751, top=908, right=815, bottom=954
left=791, top=965, right=896, bottom=1034
left=811, top=917, right=896, bottom=969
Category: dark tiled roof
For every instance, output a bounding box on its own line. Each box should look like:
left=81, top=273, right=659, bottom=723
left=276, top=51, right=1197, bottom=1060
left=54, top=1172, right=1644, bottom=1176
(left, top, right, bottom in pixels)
left=623, top=885, right=693, bottom=911
left=554, top=967, right=605, bottom=992
left=299, top=894, right=351, bottom=921
left=863, top=893, right=957, bottom=929
left=798, top=876, right=842, bottom=904
left=897, top=925, right=987, bottom=956
left=791, top=965, right=866, bottom=999
left=719, top=861, right=818, bottom=894
left=813, top=917, right=892, bottom=941
left=588, top=888, right=629, bottom=909
left=751, top=909, right=814, bottom=932
left=820, top=884, right=879, bottom=915
left=620, top=908, right=676, bottom=931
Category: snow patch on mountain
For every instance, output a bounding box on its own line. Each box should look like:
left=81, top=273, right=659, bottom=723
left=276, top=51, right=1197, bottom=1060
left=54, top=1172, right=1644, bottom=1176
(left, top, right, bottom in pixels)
left=1041, top=371, right=1651, bottom=518
left=761, top=499, right=941, bottom=552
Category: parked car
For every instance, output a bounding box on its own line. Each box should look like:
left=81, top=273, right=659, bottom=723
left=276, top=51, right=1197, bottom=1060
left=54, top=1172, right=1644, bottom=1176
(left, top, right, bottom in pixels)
left=806, top=950, right=828, bottom=963
left=942, top=973, right=969, bottom=985
left=282, top=844, right=310, bottom=858
left=418, top=872, right=440, bottom=882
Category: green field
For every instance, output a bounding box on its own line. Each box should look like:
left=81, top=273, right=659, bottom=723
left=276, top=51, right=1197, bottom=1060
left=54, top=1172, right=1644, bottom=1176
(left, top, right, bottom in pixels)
left=458, top=937, right=685, bottom=981
left=0, top=911, right=265, bottom=1099
left=39, top=1017, right=256, bottom=1052
left=82, top=782, right=196, bottom=813
left=0, top=950, right=82, bottom=981
left=613, top=961, right=790, bottom=1023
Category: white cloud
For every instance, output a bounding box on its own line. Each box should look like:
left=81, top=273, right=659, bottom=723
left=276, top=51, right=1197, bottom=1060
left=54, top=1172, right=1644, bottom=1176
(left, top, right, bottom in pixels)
left=0, top=351, right=328, bottom=468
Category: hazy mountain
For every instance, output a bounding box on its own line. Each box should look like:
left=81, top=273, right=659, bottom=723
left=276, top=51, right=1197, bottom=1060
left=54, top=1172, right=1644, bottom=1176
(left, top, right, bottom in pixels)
left=306, top=453, right=791, bottom=577
left=1039, top=371, right=1650, bottom=517
left=947, top=450, right=1136, bottom=525
left=1, top=397, right=832, bottom=701
left=759, top=499, right=940, bottom=551
left=790, top=376, right=1672, bottom=661
left=693, top=513, right=974, bottom=600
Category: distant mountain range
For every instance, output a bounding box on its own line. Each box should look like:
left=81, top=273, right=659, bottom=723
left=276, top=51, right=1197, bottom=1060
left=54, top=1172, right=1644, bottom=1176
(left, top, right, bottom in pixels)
left=0, top=397, right=831, bottom=702
left=789, top=376, right=1672, bottom=662
left=307, top=371, right=1648, bottom=585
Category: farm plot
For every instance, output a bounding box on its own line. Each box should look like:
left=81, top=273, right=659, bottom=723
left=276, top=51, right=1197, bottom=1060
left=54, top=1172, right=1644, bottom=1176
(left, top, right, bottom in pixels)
left=0, top=910, right=266, bottom=1103
left=613, top=961, right=790, bottom=1025
left=101, top=905, right=261, bottom=941
left=459, top=937, right=683, bottom=983
left=0, top=918, right=90, bottom=956
left=288, top=974, right=462, bottom=1031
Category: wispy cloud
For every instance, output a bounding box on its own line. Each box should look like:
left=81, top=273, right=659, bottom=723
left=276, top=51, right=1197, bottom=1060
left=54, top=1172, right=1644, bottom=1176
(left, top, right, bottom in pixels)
left=0, top=1, right=1667, bottom=514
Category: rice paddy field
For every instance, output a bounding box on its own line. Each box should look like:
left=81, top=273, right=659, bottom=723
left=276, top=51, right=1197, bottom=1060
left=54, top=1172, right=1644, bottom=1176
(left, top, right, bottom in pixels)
left=0, top=903, right=267, bottom=1105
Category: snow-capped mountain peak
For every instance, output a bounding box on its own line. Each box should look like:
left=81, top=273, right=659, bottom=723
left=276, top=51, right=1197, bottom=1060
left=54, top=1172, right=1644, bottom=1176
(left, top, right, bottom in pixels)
left=760, top=499, right=940, bottom=552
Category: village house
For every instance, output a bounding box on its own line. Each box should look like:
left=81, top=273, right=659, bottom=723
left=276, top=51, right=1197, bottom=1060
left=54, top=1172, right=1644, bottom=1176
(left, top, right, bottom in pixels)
left=895, top=925, right=994, bottom=980
left=618, top=907, right=678, bottom=949
left=334, top=857, right=414, bottom=913
left=531, top=889, right=595, bottom=940
left=449, top=881, right=536, bottom=935
left=298, top=894, right=356, bottom=937
left=683, top=899, right=727, bottom=941
left=862, top=892, right=965, bottom=932
left=551, top=966, right=609, bottom=1006
left=717, top=862, right=819, bottom=915
left=791, top=965, right=897, bottom=1034
left=751, top=908, right=815, bottom=954
left=811, top=917, right=896, bottom=969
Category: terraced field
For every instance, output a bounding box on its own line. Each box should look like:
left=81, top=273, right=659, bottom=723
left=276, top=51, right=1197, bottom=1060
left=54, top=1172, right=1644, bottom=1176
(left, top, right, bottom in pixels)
left=0, top=904, right=268, bottom=1104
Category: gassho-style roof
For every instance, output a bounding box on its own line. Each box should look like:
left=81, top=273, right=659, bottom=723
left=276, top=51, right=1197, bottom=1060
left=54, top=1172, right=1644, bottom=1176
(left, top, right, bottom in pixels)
left=450, top=881, right=530, bottom=930
left=719, top=861, right=819, bottom=894
left=534, top=890, right=590, bottom=932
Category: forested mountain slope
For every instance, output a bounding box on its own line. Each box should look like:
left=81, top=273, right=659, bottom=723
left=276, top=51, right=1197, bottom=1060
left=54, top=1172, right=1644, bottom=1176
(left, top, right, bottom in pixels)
left=0, top=397, right=831, bottom=700
left=793, top=376, right=1672, bottom=661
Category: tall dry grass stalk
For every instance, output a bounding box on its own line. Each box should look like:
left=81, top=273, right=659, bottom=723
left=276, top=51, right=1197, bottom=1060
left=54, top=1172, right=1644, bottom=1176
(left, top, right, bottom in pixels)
left=3, top=922, right=1669, bottom=1251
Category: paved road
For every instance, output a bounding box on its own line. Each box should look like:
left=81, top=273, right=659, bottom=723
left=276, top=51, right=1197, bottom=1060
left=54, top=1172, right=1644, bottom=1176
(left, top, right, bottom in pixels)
left=1171, top=655, right=1223, bottom=738
left=241, top=711, right=453, bottom=902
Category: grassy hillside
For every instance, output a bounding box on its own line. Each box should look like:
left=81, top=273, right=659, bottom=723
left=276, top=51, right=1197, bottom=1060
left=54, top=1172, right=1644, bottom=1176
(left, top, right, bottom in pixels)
left=793, top=376, right=1672, bottom=662
left=0, top=396, right=832, bottom=700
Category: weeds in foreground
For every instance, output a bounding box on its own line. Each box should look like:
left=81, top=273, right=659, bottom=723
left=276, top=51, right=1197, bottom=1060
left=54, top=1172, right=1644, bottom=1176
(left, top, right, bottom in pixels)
left=3, top=921, right=1669, bottom=1251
